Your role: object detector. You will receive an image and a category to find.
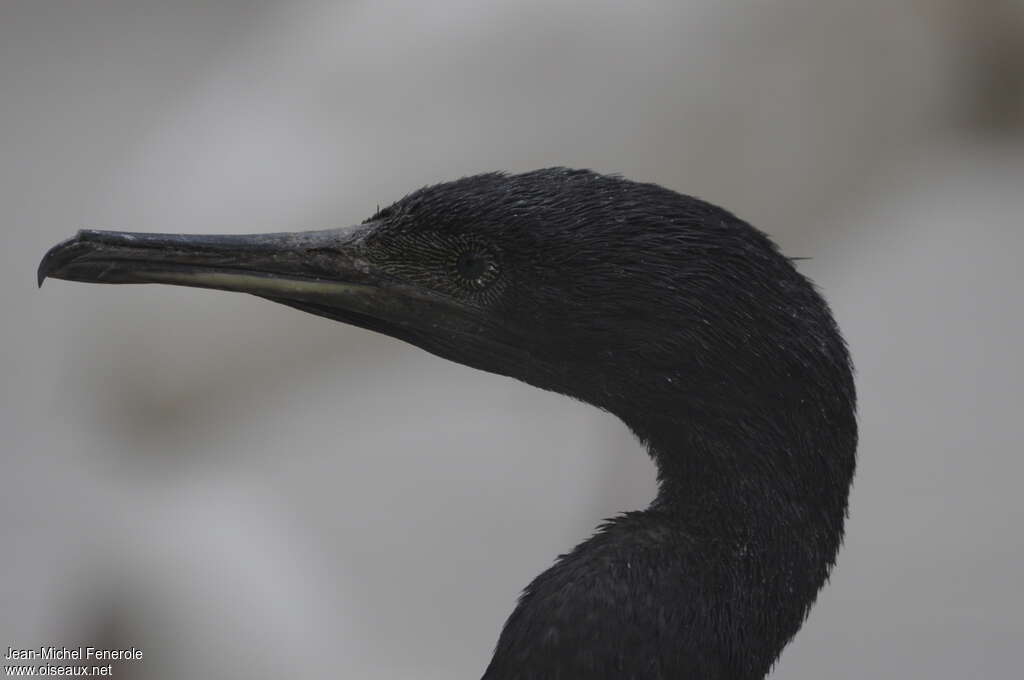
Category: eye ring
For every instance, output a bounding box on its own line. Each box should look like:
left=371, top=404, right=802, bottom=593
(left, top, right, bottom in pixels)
left=450, top=244, right=499, bottom=291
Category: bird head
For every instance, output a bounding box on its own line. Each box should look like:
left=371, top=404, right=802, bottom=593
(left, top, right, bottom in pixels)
left=39, top=168, right=854, bottom=454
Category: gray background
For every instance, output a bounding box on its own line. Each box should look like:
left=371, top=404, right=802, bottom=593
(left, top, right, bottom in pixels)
left=2, top=1, right=1023, bottom=678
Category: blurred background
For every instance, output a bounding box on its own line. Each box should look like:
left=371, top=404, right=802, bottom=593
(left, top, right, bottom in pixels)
left=2, top=1, right=1023, bottom=678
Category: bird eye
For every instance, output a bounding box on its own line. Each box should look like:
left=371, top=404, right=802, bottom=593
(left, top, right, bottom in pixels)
left=452, top=246, right=498, bottom=291
left=456, top=250, right=488, bottom=280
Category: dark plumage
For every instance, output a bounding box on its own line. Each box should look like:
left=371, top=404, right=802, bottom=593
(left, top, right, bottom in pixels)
left=39, top=168, right=857, bottom=679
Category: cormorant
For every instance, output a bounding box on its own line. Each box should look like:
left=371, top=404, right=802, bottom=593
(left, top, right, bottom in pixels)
left=38, top=168, right=857, bottom=679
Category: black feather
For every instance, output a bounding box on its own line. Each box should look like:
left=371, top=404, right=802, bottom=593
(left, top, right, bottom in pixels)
left=361, top=169, right=857, bottom=680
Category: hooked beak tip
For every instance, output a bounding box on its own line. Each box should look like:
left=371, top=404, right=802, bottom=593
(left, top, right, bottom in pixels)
left=37, top=233, right=83, bottom=288
left=39, top=230, right=105, bottom=288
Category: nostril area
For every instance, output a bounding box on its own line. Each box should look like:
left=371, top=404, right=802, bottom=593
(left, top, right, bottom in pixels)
left=307, top=247, right=345, bottom=256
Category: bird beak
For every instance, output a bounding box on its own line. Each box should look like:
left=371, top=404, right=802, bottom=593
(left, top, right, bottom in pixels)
left=37, top=226, right=480, bottom=340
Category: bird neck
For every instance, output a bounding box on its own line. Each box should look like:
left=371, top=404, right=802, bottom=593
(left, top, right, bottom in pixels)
left=484, top=412, right=854, bottom=680
left=637, top=403, right=853, bottom=550
left=649, top=427, right=841, bottom=529
left=626, top=404, right=854, bottom=673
